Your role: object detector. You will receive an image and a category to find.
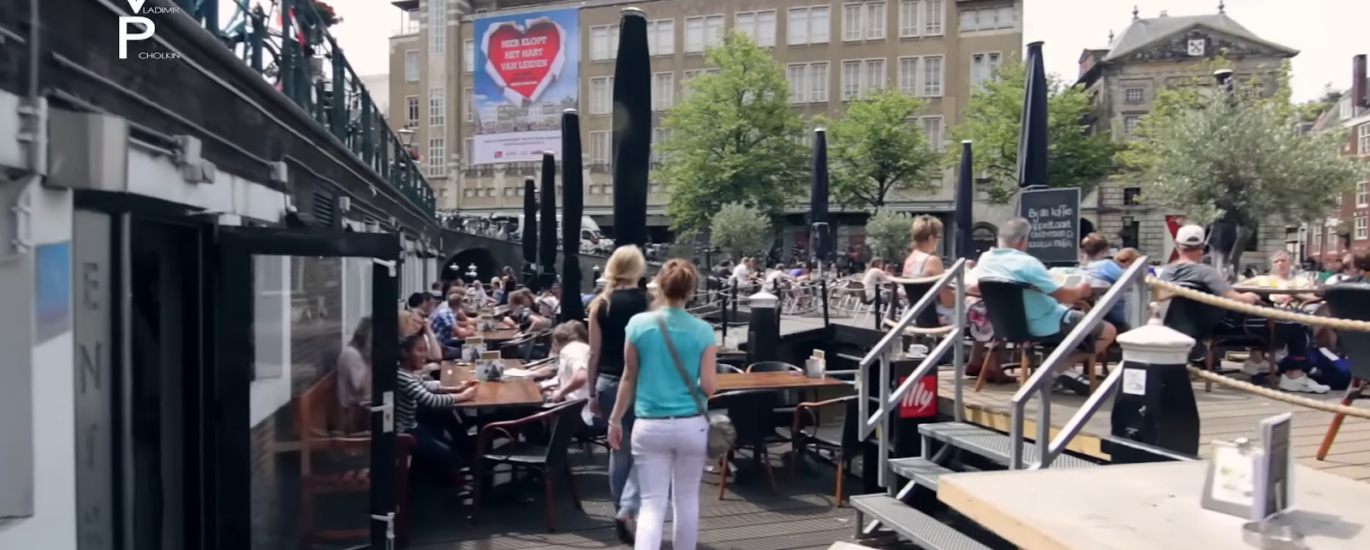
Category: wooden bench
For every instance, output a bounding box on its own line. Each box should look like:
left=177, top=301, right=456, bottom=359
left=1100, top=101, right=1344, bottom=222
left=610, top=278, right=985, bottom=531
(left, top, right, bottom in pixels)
left=297, top=371, right=415, bottom=547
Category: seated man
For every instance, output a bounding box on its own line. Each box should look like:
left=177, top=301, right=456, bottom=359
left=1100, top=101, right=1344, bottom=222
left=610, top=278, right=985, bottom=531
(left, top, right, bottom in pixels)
left=967, top=218, right=1116, bottom=395
left=1161, top=225, right=1326, bottom=394
left=430, top=292, right=475, bottom=360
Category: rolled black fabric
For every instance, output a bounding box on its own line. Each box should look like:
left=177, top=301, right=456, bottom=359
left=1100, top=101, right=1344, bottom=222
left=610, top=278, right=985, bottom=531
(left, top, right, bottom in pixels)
left=561, top=109, right=586, bottom=322
left=1016, top=41, right=1049, bottom=190
left=539, top=152, right=559, bottom=290
left=522, top=177, right=538, bottom=287
left=810, top=128, right=831, bottom=264
left=956, top=140, right=975, bottom=260
left=611, top=8, right=650, bottom=249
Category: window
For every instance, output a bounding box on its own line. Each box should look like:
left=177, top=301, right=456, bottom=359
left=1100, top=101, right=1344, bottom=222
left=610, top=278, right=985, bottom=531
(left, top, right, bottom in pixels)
left=405, top=50, right=419, bottom=81
left=653, top=73, right=675, bottom=111
left=463, top=40, right=474, bottom=72
left=1359, top=124, right=1370, bottom=155
left=590, top=77, right=613, bottom=114
left=843, top=3, right=885, bottom=41
left=405, top=96, right=419, bottom=126
left=685, top=15, right=724, bottom=53
left=463, top=88, right=473, bottom=122
left=841, top=59, right=884, bottom=100
left=970, top=52, right=1001, bottom=87
left=1358, top=216, right=1368, bottom=240
left=403, top=9, right=420, bottom=33
left=1313, top=224, right=1323, bottom=252
left=591, top=25, right=621, bottom=61
left=788, top=6, right=830, bottom=45
left=428, top=0, right=445, bottom=54
left=864, top=59, right=885, bottom=93
left=959, top=6, right=1015, bottom=32
left=898, top=57, right=918, bottom=95
left=898, top=1, right=920, bottom=37
left=681, top=69, right=720, bottom=100
left=428, top=138, right=446, bottom=176
left=924, top=0, right=943, bottom=35
left=650, top=128, right=670, bottom=164
left=1123, top=116, right=1141, bottom=137
left=464, top=138, right=474, bottom=167
left=1123, top=187, right=1141, bottom=205
left=1358, top=181, right=1368, bottom=206
left=428, top=87, right=445, bottom=126
left=788, top=64, right=807, bottom=104
left=787, top=62, right=829, bottom=104
left=735, top=11, right=776, bottom=47
left=647, top=19, right=675, bottom=55
left=589, top=131, right=611, bottom=165
left=922, top=55, right=943, bottom=97
left=920, top=116, right=943, bottom=152
left=842, top=60, right=861, bottom=100
left=1125, top=88, right=1144, bottom=103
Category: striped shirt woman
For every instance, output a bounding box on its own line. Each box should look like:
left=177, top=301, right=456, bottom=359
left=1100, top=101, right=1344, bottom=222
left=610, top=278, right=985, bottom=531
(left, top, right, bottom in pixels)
left=397, top=333, right=477, bottom=474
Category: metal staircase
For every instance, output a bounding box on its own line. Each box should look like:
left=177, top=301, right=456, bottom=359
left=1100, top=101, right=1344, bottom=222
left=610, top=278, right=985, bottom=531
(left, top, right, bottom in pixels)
left=847, top=257, right=1154, bottom=549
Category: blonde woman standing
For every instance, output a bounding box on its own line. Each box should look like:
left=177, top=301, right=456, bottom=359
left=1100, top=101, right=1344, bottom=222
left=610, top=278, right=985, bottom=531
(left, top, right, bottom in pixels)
left=586, top=245, right=650, bottom=544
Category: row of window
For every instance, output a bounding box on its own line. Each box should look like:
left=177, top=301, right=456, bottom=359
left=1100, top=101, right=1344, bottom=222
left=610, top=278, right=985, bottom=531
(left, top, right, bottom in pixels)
left=1309, top=216, right=1370, bottom=251
left=404, top=0, right=1007, bottom=79
left=459, top=183, right=666, bottom=199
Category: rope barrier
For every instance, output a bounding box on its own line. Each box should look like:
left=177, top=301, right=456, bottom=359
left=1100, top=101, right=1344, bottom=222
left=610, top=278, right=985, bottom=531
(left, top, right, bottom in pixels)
left=1146, top=277, right=1370, bottom=332
left=1186, top=366, right=1370, bottom=419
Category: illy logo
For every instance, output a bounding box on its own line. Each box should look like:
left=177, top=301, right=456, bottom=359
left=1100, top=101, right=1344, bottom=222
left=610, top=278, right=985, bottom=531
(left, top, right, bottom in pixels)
left=899, top=376, right=937, bottom=418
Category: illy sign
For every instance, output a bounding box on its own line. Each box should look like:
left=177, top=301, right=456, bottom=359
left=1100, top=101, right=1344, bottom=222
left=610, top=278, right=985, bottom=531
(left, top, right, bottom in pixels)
left=118, top=1, right=180, bottom=59
left=898, top=375, right=937, bottom=418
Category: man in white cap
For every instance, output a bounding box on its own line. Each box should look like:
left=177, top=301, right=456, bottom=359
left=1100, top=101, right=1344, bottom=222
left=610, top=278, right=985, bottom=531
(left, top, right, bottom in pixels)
left=1160, top=225, right=1329, bottom=393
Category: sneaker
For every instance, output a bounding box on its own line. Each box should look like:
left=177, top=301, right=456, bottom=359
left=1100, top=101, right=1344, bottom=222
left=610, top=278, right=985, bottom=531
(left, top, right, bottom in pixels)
left=1278, top=375, right=1330, bottom=394
left=1241, top=359, right=1271, bottom=377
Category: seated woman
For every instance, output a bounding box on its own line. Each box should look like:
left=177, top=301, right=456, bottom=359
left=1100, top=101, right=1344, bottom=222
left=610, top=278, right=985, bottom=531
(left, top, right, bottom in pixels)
left=1233, top=251, right=1324, bottom=390
left=538, top=321, right=592, bottom=408
left=901, top=216, right=995, bottom=378
left=499, top=288, right=552, bottom=332
left=396, top=333, right=479, bottom=480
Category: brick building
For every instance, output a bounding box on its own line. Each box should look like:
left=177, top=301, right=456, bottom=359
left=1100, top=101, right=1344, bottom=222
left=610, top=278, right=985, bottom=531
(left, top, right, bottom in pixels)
left=1300, top=89, right=1370, bottom=265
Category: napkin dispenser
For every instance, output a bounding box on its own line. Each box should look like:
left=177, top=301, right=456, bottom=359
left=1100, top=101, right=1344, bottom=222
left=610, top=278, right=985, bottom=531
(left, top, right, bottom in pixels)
left=476, top=351, right=504, bottom=381
left=804, top=350, right=826, bottom=378
left=462, top=337, right=487, bottom=362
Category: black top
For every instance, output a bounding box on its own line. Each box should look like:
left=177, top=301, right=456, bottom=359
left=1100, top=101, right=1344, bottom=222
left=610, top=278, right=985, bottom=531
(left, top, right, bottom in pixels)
left=594, top=288, right=649, bottom=378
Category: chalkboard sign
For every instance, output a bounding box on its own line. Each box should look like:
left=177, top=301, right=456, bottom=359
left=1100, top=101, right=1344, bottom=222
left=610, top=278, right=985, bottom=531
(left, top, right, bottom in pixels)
left=1018, top=188, right=1081, bottom=265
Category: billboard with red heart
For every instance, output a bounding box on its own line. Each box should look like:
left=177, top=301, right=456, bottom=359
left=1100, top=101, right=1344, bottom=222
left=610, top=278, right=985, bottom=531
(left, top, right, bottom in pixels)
left=472, top=8, right=579, bottom=165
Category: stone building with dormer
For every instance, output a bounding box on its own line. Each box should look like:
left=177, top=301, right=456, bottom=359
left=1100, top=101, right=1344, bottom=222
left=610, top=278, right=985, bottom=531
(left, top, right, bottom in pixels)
left=1076, top=5, right=1297, bottom=266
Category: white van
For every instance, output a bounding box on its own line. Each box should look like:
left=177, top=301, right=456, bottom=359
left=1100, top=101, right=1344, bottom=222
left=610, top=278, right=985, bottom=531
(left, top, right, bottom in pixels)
left=513, top=215, right=612, bottom=252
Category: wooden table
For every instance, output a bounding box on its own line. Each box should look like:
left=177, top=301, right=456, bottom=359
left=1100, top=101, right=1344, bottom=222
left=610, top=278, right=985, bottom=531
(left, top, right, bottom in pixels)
left=718, top=372, right=848, bottom=391
left=1233, top=285, right=1324, bottom=297
left=475, top=329, right=521, bottom=344
left=938, top=461, right=1370, bottom=550
left=438, top=359, right=544, bottom=408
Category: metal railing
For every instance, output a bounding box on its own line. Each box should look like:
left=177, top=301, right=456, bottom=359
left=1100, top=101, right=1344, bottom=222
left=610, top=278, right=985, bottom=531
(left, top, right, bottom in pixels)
left=171, top=0, right=436, bottom=215
left=1007, top=257, right=1152, bottom=469
left=856, top=259, right=967, bottom=489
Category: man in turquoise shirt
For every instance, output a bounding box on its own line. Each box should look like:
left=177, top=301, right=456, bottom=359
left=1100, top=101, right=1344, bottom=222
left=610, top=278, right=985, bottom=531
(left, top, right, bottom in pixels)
left=968, top=218, right=1116, bottom=394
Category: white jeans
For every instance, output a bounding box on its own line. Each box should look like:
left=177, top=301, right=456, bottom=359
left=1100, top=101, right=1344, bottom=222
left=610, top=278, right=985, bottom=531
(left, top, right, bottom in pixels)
left=631, top=415, right=708, bottom=550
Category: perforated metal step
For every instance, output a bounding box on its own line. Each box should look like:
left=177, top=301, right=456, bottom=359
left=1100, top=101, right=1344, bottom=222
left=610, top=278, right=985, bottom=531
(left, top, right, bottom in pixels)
left=919, top=421, right=1099, bottom=469
left=849, top=494, right=991, bottom=550
left=889, top=457, right=954, bottom=490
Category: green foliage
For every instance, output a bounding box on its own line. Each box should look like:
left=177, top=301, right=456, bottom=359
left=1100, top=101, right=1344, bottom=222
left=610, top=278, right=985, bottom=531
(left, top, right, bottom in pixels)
left=657, top=32, right=808, bottom=233
left=1118, top=63, right=1365, bottom=253
left=864, top=211, right=912, bottom=261
left=1295, top=83, right=1343, bottom=124
left=946, top=58, right=1118, bottom=203
left=817, top=89, right=941, bottom=211
left=709, top=203, right=773, bottom=260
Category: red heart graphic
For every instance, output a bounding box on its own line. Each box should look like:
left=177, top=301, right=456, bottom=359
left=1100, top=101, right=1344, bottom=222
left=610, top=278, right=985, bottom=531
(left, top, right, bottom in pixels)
left=486, top=21, right=563, bottom=102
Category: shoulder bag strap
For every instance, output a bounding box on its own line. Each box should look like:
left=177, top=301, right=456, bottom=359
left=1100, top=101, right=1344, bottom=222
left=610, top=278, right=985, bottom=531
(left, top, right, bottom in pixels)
left=654, top=313, right=708, bottom=415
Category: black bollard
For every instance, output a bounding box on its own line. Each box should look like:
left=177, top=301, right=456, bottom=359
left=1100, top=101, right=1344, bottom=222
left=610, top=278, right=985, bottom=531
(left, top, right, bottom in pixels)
left=873, top=283, right=883, bottom=331
left=748, top=290, right=781, bottom=364
left=1109, top=321, right=1202, bottom=462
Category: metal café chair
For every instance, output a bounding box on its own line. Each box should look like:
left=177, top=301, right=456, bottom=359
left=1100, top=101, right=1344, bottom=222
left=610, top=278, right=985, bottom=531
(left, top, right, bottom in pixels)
left=1315, top=284, right=1370, bottom=460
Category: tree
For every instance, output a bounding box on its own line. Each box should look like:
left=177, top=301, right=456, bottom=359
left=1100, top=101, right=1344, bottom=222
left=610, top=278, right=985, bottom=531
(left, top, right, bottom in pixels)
left=864, top=211, right=911, bottom=261
left=1118, top=63, right=1365, bottom=264
left=1294, top=83, right=1342, bottom=124
left=946, top=59, right=1117, bottom=203
left=709, top=203, right=773, bottom=260
left=817, top=89, right=941, bottom=211
left=657, top=32, right=808, bottom=233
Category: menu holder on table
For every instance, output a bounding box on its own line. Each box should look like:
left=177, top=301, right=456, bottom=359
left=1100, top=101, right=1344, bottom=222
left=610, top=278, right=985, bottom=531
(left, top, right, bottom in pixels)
left=1201, top=437, right=1259, bottom=518
left=477, top=315, right=497, bottom=332
left=462, top=337, right=486, bottom=361
left=805, top=350, right=826, bottom=378
left=476, top=350, right=504, bottom=381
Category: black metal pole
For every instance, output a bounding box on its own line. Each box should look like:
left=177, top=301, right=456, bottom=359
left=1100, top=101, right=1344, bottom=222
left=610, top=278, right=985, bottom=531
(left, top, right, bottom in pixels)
left=821, top=276, right=830, bottom=327
left=873, top=283, right=883, bottom=331
left=720, top=281, right=730, bottom=343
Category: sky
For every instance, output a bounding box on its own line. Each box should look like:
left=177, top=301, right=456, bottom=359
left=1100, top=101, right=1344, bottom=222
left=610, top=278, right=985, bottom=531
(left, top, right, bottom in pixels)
left=223, top=0, right=1368, bottom=102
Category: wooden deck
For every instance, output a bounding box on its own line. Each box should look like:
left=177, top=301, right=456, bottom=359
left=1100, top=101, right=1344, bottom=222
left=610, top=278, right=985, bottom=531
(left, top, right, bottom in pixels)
left=936, top=367, right=1370, bottom=482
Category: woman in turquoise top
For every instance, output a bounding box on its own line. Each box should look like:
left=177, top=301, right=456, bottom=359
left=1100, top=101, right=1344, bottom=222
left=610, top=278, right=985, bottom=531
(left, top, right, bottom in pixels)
left=608, top=259, right=718, bottom=550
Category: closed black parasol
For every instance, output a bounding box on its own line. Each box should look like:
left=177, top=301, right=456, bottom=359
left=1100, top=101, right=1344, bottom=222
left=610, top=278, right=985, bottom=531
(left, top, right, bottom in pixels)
left=539, top=152, right=559, bottom=291
left=810, top=128, right=831, bottom=268
left=561, top=109, right=586, bottom=322
left=611, top=8, right=650, bottom=250
left=956, top=140, right=974, bottom=260
left=522, top=177, right=537, bottom=288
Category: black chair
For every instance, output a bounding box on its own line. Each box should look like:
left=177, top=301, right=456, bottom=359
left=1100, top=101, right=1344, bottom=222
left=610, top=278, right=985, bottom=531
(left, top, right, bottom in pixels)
left=1315, top=284, right=1370, bottom=460
left=977, top=278, right=1098, bottom=391
left=718, top=363, right=744, bottom=374
left=900, top=280, right=943, bottom=329
left=1162, top=281, right=1268, bottom=392
left=747, top=361, right=807, bottom=437
left=790, top=395, right=868, bottom=505
left=471, top=399, right=585, bottom=531
left=711, top=389, right=782, bottom=498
